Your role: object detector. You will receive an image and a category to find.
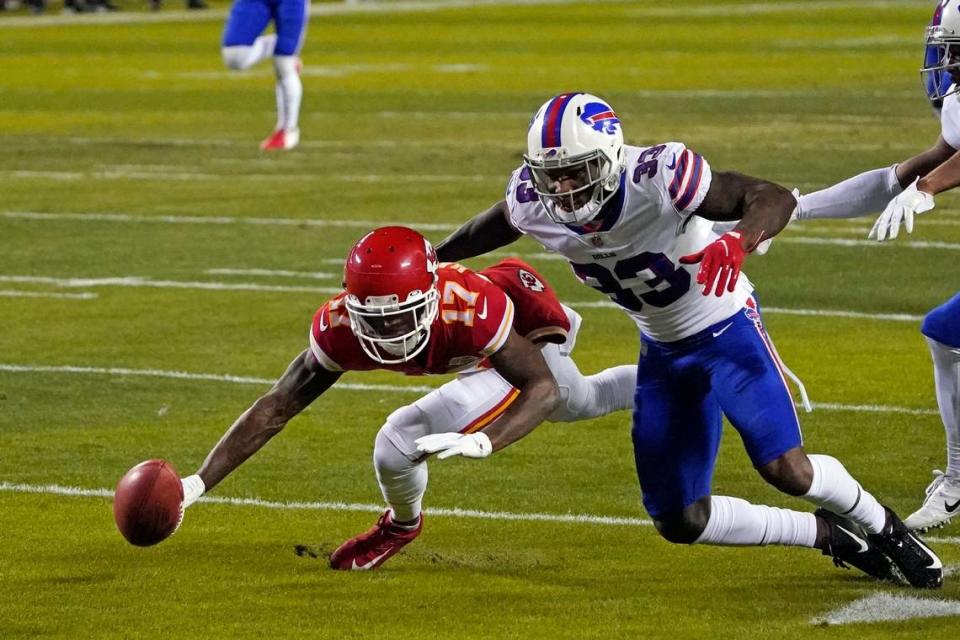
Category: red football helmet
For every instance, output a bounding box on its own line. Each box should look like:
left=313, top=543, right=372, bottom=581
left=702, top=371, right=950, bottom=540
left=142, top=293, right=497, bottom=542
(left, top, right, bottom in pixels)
left=343, top=226, right=440, bottom=364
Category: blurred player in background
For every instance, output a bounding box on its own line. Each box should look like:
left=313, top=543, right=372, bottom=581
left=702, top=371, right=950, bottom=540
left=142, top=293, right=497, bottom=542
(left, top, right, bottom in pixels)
left=435, top=91, right=943, bottom=588
left=177, top=226, right=636, bottom=570
left=791, top=0, right=960, bottom=532
left=221, top=0, right=308, bottom=150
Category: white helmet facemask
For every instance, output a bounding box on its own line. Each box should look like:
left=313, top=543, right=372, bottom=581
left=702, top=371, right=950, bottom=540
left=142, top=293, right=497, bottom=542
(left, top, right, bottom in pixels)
left=345, top=289, right=439, bottom=364
left=524, top=148, right=621, bottom=225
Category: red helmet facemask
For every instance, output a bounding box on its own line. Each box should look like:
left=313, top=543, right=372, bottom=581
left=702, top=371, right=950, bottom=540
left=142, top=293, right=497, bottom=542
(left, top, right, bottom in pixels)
left=343, top=226, right=440, bottom=364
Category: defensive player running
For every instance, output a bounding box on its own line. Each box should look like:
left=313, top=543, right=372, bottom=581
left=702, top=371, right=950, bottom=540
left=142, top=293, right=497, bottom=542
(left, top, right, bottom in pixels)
left=435, top=92, right=943, bottom=588
left=221, top=0, right=308, bottom=150
left=176, top=226, right=636, bottom=570
left=790, top=0, right=960, bottom=532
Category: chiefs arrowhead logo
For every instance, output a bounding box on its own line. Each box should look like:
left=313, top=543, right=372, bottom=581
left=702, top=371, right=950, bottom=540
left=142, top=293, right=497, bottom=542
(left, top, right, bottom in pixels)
left=518, top=269, right=545, bottom=292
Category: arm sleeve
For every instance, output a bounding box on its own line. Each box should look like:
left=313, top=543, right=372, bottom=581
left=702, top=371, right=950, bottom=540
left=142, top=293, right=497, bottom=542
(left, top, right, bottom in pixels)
left=793, top=165, right=902, bottom=221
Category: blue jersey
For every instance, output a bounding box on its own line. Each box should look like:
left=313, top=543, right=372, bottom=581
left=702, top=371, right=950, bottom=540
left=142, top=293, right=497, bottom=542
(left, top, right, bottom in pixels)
left=223, top=0, right=309, bottom=56
left=922, top=293, right=960, bottom=349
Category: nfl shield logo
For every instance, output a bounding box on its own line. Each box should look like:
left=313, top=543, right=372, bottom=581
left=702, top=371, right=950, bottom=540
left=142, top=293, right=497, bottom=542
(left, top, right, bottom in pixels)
left=589, top=235, right=604, bottom=247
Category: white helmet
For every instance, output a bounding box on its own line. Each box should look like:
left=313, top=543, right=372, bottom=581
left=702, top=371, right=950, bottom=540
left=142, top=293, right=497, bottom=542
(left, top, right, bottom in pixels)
left=523, top=92, right=626, bottom=225
left=922, top=0, right=960, bottom=108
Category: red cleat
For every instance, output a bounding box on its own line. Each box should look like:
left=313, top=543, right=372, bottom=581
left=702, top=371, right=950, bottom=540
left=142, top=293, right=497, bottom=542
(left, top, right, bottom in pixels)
left=329, top=510, right=423, bottom=571
left=259, top=128, right=299, bottom=151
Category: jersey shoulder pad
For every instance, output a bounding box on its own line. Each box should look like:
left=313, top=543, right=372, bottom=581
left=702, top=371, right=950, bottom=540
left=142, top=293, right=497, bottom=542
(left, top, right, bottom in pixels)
left=308, top=293, right=357, bottom=372
left=441, top=267, right=515, bottom=357
left=941, top=94, right=960, bottom=149
left=628, top=141, right=712, bottom=215
left=503, top=164, right=538, bottom=232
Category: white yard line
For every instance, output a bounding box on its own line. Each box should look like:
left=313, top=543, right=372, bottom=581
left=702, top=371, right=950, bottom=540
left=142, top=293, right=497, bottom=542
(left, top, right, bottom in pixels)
left=0, top=275, right=341, bottom=295
left=781, top=237, right=960, bottom=251
left=811, top=593, right=960, bottom=625
left=626, top=0, right=928, bottom=18
left=0, top=363, right=941, bottom=417
left=205, top=268, right=336, bottom=280
left=0, top=211, right=460, bottom=232
left=0, top=169, right=499, bottom=184
left=0, top=480, right=651, bottom=527
left=0, top=289, right=97, bottom=300
left=0, top=272, right=932, bottom=325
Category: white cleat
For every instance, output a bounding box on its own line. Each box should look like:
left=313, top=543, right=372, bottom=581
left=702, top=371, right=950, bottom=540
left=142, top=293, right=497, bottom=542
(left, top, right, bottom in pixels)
left=904, top=470, right=960, bottom=532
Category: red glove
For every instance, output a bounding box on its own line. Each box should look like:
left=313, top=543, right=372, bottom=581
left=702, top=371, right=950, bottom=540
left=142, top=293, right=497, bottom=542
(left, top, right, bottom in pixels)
left=679, top=231, right=748, bottom=297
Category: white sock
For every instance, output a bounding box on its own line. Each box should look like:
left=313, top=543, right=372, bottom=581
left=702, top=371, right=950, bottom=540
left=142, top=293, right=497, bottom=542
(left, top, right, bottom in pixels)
left=221, top=34, right=277, bottom=71
left=794, top=165, right=902, bottom=221
left=803, top=454, right=886, bottom=534
left=928, top=337, right=960, bottom=480
left=374, top=428, right=426, bottom=523
left=694, top=496, right=818, bottom=547
left=273, top=55, right=302, bottom=132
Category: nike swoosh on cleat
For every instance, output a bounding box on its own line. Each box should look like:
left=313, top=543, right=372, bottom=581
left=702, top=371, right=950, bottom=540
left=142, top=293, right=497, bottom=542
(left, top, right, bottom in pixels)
left=351, top=549, right=391, bottom=570
left=712, top=322, right=734, bottom=339
left=945, top=498, right=960, bottom=513
left=838, top=525, right=869, bottom=553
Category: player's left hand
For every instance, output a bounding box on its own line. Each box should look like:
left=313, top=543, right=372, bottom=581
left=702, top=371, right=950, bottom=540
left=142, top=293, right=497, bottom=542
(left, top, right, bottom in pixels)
left=679, top=231, right=748, bottom=297
left=415, top=432, right=492, bottom=460
left=868, top=179, right=935, bottom=241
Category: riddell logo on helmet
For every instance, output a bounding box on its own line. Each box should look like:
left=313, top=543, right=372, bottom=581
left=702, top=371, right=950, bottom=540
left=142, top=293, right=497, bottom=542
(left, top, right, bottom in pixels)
left=580, top=102, right=620, bottom=135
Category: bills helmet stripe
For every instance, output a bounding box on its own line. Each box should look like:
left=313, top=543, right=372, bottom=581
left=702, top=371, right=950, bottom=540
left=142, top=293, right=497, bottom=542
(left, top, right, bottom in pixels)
left=932, top=0, right=945, bottom=26
left=668, top=150, right=690, bottom=199
left=541, top=92, right=579, bottom=148
left=674, top=152, right=704, bottom=211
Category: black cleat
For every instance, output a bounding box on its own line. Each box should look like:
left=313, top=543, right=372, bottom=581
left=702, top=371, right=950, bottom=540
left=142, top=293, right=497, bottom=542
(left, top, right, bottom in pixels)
left=816, top=508, right=901, bottom=584
left=868, top=506, right=943, bottom=589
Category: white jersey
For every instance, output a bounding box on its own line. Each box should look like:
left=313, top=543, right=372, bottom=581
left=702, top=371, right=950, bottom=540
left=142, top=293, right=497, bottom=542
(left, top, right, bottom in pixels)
left=941, top=88, right=960, bottom=149
left=505, top=142, right=753, bottom=343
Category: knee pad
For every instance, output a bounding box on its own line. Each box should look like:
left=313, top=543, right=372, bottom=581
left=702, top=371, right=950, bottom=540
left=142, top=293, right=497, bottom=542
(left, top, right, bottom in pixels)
left=222, top=46, right=254, bottom=71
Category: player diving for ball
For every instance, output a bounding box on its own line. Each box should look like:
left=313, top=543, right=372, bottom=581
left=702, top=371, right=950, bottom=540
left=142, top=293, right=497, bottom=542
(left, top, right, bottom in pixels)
left=433, top=91, right=943, bottom=588
left=177, top=226, right=637, bottom=570
left=788, top=0, right=960, bottom=533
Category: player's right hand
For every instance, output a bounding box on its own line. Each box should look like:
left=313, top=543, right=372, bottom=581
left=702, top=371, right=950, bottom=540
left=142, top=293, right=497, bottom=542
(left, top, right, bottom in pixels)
left=868, top=179, right=934, bottom=241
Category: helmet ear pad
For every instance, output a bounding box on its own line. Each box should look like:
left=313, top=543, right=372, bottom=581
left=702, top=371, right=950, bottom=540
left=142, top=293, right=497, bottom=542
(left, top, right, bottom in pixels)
left=524, top=93, right=626, bottom=225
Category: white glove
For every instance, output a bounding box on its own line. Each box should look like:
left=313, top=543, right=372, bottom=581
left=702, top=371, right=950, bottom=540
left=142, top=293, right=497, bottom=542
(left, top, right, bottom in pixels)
left=415, top=432, right=493, bottom=460
left=868, top=179, right=934, bottom=241
left=181, top=474, right=205, bottom=509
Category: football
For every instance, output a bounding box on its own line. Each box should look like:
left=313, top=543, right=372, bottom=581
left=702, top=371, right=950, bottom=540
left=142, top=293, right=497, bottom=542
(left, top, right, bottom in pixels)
left=113, top=459, right=184, bottom=547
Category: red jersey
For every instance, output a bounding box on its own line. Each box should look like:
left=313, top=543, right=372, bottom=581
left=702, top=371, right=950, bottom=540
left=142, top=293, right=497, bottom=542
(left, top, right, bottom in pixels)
left=308, top=259, right=570, bottom=375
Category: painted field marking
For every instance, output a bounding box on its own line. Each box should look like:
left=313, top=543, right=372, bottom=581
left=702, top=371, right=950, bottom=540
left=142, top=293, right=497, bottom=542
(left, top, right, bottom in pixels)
left=0, top=270, right=931, bottom=325
left=812, top=593, right=960, bottom=626
left=0, top=169, right=500, bottom=184
left=0, top=211, right=461, bottom=232
left=0, top=275, right=341, bottom=295
left=0, top=481, right=651, bottom=528
left=0, top=363, right=940, bottom=417
left=205, top=268, right=337, bottom=280
left=0, top=289, right=97, bottom=300
left=626, top=1, right=928, bottom=18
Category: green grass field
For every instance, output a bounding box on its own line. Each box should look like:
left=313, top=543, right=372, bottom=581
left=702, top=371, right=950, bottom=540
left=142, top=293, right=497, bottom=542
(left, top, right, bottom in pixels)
left=2, top=0, right=960, bottom=637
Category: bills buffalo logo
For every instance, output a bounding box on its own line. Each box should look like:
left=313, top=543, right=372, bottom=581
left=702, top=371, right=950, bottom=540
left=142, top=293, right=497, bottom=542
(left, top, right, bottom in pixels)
left=580, top=102, right=620, bottom=135
left=518, top=269, right=545, bottom=292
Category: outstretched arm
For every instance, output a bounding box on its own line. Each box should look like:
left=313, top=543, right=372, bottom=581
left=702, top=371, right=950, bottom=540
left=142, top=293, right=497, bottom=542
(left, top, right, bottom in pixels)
left=188, top=349, right=341, bottom=498
left=795, top=137, right=955, bottom=223
left=679, top=171, right=795, bottom=296
left=434, top=200, right=522, bottom=263
left=415, top=330, right=560, bottom=459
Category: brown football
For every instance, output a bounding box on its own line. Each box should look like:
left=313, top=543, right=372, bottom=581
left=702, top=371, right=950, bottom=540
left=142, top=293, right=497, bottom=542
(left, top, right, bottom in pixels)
left=113, top=460, right=183, bottom=547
